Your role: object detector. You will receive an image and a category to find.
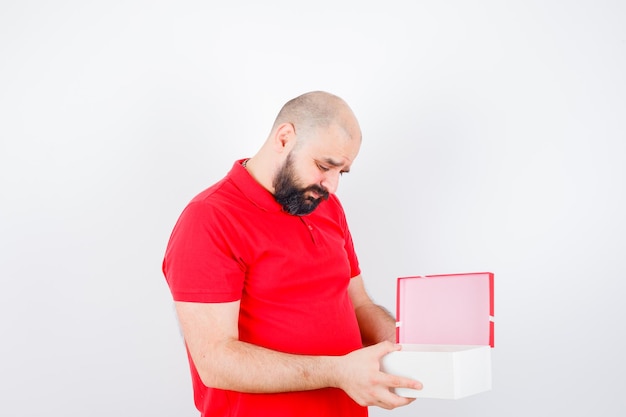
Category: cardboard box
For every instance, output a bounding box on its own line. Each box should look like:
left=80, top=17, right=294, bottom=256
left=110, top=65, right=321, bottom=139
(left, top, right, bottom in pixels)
left=382, top=272, right=494, bottom=399
left=380, top=344, right=492, bottom=399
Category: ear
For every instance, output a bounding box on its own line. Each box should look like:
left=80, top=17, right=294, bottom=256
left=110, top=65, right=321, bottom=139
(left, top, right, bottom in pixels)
left=272, top=123, right=296, bottom=153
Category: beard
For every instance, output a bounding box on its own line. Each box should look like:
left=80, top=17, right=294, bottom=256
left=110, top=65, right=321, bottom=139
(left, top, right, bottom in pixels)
left=273, top=153, right=329, bottom=216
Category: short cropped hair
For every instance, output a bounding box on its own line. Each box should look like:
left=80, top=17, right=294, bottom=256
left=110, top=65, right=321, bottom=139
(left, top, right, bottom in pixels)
left=272, top=91, right=349, bottom=139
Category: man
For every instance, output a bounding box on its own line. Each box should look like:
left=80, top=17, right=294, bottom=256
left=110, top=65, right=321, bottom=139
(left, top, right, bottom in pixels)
left=162, top=91, right=422, bottom=416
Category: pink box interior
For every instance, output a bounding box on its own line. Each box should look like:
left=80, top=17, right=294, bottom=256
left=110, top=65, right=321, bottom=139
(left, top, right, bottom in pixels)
left=396, top=272, right=494, bottom=347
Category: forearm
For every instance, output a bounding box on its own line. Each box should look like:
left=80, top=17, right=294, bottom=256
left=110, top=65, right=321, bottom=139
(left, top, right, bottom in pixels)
left=347, top=276, right=396, bottom=346
left=193, top=339, right=340, bottom=393
left=194, top=338, right=421, bottom=409
left=174, top=298, right=419, bottom=407
left=354, top=303, right=396, bottom=345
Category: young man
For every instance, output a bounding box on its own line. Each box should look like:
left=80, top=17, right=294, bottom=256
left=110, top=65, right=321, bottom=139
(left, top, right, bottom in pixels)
left=162, top=91, right=422, bottom=416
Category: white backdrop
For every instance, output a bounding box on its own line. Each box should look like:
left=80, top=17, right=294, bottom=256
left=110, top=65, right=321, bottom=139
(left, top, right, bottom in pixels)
left=1, top=1, right=625, bottom=416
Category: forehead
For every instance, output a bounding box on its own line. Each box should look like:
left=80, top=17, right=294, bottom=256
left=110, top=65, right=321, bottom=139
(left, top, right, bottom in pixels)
left=301, top=124, right=361, bottom=167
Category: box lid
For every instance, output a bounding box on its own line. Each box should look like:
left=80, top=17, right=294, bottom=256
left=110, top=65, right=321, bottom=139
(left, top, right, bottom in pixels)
left=396, top=272, right=494, bottom=347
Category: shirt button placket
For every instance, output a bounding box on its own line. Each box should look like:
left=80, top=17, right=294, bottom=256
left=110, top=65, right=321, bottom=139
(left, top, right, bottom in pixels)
left=300, top=218, right=317, bottom=244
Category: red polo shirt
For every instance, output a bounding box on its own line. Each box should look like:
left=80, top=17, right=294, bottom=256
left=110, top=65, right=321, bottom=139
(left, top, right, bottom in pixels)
left=163, top=160, right=367, bottom=417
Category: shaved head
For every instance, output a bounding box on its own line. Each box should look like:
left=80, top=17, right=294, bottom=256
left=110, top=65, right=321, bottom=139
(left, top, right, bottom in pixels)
left=271, top=91, right=361, bottom=145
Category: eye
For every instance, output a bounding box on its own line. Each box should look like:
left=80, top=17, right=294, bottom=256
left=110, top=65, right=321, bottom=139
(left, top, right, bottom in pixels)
left=317, top=163, right=330, bottom=172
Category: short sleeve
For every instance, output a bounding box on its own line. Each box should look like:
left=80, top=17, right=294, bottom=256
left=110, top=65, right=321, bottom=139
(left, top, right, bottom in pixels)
left=162, top=199, right=245, bottom=303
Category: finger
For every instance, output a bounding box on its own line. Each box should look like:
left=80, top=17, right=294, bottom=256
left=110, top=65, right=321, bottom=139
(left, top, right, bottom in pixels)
left=372, top=388, right=416, bottom=410
left=385, top=373, right=423, bottom=391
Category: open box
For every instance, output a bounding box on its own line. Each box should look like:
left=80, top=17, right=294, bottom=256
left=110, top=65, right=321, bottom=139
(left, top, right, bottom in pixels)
left=380, top=272, right=494, bottom=399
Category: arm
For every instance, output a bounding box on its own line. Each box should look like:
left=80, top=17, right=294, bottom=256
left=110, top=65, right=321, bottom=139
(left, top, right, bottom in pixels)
left=175, top=300, right=421, bottom=408
left=348, top=275, right=397, bottom=345
left=175, top=300, right=335, bottom=393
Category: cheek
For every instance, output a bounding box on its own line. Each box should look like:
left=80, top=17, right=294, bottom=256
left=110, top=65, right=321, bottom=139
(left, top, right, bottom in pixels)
left=297, top=166, right=322, bottom=187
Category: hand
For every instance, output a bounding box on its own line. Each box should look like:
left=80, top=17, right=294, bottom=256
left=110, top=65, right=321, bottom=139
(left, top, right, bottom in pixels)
left=333, top=341, right=423, bottom=410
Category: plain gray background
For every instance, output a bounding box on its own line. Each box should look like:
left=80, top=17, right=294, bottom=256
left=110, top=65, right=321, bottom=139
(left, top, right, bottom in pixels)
left=1, top=1, right=625, bottom=416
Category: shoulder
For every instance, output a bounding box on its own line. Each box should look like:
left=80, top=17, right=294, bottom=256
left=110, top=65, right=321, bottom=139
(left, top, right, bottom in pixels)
left=189, top=176, right=236, bottom=206
left=330, top=193, right=346, bottom=206
left=311, top=194, right=349, bottom=228
left=327, top=194, right=349, bottom=220
left=172, top=177, right=245, bottom=236
left=184, top=175, right=244, bottom=214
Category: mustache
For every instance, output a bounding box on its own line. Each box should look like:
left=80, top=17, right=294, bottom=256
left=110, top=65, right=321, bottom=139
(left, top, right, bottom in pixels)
left=304, top=184, right=330, bottom=200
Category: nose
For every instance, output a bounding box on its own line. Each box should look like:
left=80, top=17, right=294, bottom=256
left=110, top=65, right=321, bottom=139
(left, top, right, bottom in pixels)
left=320, top=171, right=340, bottom=195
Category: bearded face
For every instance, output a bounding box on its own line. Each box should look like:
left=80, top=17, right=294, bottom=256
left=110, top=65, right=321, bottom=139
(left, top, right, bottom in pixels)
left=272, top=152, right=329, bottom=216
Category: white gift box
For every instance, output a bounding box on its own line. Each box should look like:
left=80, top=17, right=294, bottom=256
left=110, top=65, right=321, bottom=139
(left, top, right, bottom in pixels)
left=381, top=272, right=495, bottom=400
left=381, top=344, right=491, bottom=399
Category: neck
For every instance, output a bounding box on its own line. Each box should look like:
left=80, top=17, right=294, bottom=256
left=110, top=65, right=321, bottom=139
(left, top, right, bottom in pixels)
left=241, top=155, right=275, bottom=194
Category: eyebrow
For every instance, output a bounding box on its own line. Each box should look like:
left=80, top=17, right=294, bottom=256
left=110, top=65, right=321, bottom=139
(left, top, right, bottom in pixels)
left=321, top=157, right=351, bottom=173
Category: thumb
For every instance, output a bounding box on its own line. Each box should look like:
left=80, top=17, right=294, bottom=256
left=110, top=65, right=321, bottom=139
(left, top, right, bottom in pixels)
left=373, top=341, right=402, bottom=359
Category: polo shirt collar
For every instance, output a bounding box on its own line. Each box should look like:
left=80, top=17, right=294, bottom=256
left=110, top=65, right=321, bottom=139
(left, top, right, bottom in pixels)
left=229, top=159, right=284, bottom=212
